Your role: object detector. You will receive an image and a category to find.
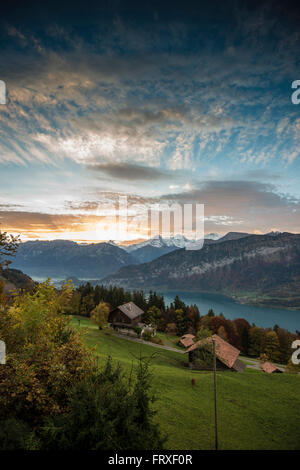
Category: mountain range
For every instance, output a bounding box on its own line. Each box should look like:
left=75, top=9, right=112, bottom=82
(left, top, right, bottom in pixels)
left=103, top=232, right=300, bottom=308
left=10, top=232, right=244, bottom=278
left=122, top=234, right=198, bottom=263
left=10, top=240, right=136, bottom=280
left=10, top=231, right=300, bottom=308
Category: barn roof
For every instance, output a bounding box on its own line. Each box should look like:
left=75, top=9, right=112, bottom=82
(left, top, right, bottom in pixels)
left=232, top=358, right=246, bottom=373
left=115, top=301, right=144, bottom=320
left=261, top=361, right=283, bottom=373
left=179, top=334, right=195, bottom=348
left=185, top=334, right=241, bottom=369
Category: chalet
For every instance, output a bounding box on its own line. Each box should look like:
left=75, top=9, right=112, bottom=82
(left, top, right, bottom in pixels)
left=179, top=334, right=195, bottom=348
left=185, top=334, right=246, bottom=372
left=108, top=301, right=155, bottom=337
left=261, top=361, right=283, bottom=374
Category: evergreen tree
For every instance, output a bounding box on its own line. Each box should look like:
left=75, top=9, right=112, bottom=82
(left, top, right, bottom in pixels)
left=207, top=308, right=215, bottom=317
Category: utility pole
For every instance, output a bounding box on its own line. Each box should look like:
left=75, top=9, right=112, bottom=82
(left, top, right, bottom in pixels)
left=0, top=340, right=5, bottom=365
left=212, top=338, right=218, bottom=450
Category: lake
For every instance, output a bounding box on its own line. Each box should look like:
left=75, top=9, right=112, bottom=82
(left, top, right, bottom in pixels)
left=34, top=275, right=300, bottom=332
left=162, top=291, right=300, bottom=333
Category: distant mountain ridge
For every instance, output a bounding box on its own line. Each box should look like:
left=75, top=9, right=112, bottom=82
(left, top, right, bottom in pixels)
left=123, top=234, right=194, bottom=251
left=121, top=232, right=251, bottom=261
left=103, top=233, right=300, bottom=308
left=11, top=239, right=137, bottom=280
left=123, top=234, right=195, bottom=263
left=10, top=232, right=297, bottom=302
left=214, top=232, right=250, bottom=243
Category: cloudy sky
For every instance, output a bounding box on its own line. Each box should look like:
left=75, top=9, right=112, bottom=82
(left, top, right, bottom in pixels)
left=0, top=0, right=300, bottom=242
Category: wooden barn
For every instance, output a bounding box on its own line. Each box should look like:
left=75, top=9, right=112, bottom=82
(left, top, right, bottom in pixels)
left=108, top=301, right=155, bottom=337
left=185, top=334, right=246, bottom=372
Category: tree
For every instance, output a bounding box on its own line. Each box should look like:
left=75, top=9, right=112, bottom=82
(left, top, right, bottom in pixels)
left=173, top=295, right=186, bottom=311
left=0, top=281, right=94, bottom=441
left=210, top=316, right=227, bottom=334
left=233, top=318, right=250, bottom=354
left=195, top=326, right=212, bottom=341
left=79, top=292, right=95, bottom=316
left=0, top=283, right=165, bottom=450
left=91, top=301, right=110, bottom=329
left=175, top=309, right=186, bottom=336
left=276, top=328, right=294, bottom=363
left=186, top=305, right=200, bottom=333
left=207, top=308, right=215, bottom=317
left=144, top=306, right=161, bottom=326
left=264, top=331, right=281, bottom=362
left=0, top=231, right=20, bottom=268
left=217, top=326, right=228, bottom=341
left=248, top=326, right=266, bottom=357
left=165, top=322, right=177, bottom=334
left=40, top=358, right=165, bottom=450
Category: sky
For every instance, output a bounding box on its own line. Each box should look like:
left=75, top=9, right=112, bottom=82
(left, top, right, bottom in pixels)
left=0, top=0, right=300, bottom=242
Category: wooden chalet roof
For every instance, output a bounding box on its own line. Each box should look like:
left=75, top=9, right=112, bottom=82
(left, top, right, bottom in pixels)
left=185, top=334, right=241, bottom=369
left=113, top=301, right=144, bottom=320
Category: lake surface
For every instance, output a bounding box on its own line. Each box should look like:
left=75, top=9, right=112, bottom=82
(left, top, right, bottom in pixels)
left=162, top=291, right=300, bottom=333
left=34, top=275, right=300, bottom=332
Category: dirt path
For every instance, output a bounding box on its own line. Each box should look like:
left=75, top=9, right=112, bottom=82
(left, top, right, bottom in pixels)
left=240, top=356, right=286, bottom=371
left=115, top=334, right=287, bottom=371
left=115, top=333, right=185, bottom=354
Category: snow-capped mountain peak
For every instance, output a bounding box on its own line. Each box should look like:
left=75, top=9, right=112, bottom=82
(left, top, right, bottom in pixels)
left=125, top=234, right=193, bottom=252
left=205, top=233, right=221, bottom=240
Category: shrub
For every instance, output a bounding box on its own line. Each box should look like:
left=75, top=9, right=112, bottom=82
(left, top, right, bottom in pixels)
left=90, top=301, right=110, bottom=329
left=142, top=330, right=153, bottom=342
left=134, top=326, right=142, bottom=337
left=41, top=357, right=165, bottom=450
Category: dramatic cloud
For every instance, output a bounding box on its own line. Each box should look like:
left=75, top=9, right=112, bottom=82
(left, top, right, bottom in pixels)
left=87, top=162, right=170, bottom=181
left=162, top=180, right=300, bottom=233
left=0, top=1, right=300, bottom=240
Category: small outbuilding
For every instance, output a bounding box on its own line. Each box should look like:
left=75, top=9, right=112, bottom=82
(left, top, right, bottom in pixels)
left=261, top=361, right=283, bottom=374
left=185, top=334, right=246, bottom=372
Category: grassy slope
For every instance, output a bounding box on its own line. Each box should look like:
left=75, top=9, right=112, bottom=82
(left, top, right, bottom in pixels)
left=72, top=316, right=300, bottom=450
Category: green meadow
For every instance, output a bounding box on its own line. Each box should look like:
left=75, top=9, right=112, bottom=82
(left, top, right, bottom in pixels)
left=72, top=316, right=300, bottom=450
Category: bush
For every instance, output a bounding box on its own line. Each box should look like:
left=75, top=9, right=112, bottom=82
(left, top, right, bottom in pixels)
left=134, top=326, right=142, bottom=337
left=0, top=417, right=39, bottom=450
left=91, top=301, right=110, bottom=329
left=142, top=330, right=153, bottom=341
left=41, top=357, right=165, bottom=450
left=285, top=359, right=300, bottom=374
left=191, top=344, right=214, bottom=370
